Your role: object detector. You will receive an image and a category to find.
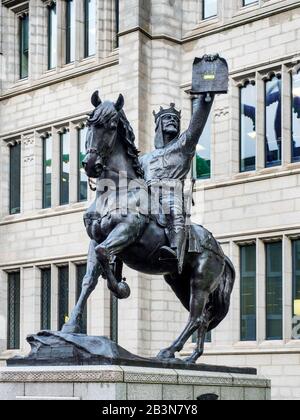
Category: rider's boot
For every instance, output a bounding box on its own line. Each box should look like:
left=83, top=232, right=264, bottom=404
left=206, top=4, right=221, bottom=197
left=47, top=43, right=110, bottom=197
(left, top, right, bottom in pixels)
left=159, top=229, right=186, bottom=274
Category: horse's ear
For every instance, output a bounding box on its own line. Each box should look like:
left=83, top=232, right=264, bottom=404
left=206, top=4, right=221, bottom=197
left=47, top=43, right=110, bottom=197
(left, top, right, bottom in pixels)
left=91, top=90, right=102, bottom=108
left=115, top=94, right=124, bottom=111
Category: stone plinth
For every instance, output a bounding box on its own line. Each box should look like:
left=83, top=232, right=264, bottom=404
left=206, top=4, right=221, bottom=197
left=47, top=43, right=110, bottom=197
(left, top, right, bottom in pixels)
left=0, top=365, right=271, bottom=401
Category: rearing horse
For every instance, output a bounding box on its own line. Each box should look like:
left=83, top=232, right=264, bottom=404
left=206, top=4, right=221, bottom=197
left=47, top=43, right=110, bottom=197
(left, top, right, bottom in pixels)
left=62, top=92, right=235, bottom=364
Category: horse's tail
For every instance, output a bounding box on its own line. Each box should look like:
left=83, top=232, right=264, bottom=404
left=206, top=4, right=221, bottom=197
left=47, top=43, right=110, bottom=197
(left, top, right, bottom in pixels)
left=206, top=256, right=236, bottom=332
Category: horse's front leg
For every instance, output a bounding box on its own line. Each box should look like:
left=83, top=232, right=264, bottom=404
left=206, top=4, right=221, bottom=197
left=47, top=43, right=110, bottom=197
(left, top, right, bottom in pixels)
left=62, top=240, right=102, bottom=334
left=95, top=216, right=143, bottom=299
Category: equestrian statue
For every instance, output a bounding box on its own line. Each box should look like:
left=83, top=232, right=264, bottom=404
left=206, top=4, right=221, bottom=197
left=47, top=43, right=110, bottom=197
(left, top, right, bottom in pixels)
left=62, top=55, right=235, bottom=364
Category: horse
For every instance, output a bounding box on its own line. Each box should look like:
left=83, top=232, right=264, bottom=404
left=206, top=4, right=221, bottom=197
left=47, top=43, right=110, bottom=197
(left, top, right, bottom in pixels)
left=62, top=92, right=235, bottom=364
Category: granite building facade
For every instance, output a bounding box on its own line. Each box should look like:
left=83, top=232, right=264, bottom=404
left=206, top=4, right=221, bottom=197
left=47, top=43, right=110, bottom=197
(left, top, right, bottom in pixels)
left=1, top=0, right=300, bottom=400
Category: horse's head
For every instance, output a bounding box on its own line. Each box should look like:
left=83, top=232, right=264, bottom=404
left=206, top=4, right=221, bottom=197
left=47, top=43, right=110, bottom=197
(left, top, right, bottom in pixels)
left=82, top=91, right=125, bottom=178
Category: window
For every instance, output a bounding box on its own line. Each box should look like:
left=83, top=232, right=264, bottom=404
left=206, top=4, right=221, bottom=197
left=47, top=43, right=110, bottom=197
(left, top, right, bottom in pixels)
left=66, top=0, right=75, bottom=64
left=84, top=0, right=96, bottom=57
left=240, top=82, right=256, bottom=172
left=9, top=143, right=21, bottom=215
left=41, top=268, right=51, bottom=330
left=192, top=98, right=211, bottom=179
left=265, top=75, right=282, bottom=167
left=110, top=293, right=118, bottom=343
left=292, top=71, right=300, bottom=162
left=42, top=134, right=52, bottom=209
left=266, top=242, right=283, bottom=340
left=58, top=266, right=69, bottom=330
left=240, top=244, right=257, bottom=341
left=78, top=127, right=88, bottom=202
left=114, top=0, right=119, bottom=48
left=243, top=0, right=258, bottom=6
left=292, top=241, right=300, bottom=325
left=7, top=272, right=20, bottom=350
left=48, top=3, right=57, bottom=69
left=60, top=130, right=70, bottom=206
left=19, top=14, right=29, bottom=79
left=202, top=0, right=218, bottom=20
left=76, top=264, right=87, bottom=334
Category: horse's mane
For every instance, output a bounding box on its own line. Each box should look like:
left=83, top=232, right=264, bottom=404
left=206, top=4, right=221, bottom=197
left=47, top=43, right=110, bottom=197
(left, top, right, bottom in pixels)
left=118, top=110, right=144, bottom=179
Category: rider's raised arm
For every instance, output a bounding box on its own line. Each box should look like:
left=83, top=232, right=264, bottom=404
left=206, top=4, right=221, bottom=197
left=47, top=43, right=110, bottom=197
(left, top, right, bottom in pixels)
left=182, top=93, right=215, bottom=154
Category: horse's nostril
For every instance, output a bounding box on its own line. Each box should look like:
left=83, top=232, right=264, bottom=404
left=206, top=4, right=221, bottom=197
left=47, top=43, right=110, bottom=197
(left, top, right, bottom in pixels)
left=82, top=161, right=87, bottom=168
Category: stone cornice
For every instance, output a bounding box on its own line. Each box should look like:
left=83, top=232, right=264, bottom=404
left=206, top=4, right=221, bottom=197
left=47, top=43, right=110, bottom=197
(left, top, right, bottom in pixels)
left=2, top=0, right=29, bottom=13
left=0, top=56, right=119, bottom=102
left=118, top=1, right=300, bottom=46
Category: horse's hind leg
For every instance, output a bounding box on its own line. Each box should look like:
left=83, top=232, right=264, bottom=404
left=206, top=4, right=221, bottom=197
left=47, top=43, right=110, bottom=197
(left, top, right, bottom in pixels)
left=157, top=253, right=223, bottom=361
left=184, top=318, right=208, bottom=364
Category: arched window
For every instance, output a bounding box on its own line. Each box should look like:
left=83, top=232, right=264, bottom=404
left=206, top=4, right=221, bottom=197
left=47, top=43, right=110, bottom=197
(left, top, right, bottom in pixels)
left=265, top=75, right=282, bottom=168
left=292, top=70, right=300, bottom=162
left=240, top=82, right=256, bottom=172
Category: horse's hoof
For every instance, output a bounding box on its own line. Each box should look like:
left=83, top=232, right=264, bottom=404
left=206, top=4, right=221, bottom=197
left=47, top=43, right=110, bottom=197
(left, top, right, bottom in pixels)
left=116, top=282, right=131, bottom=300
left=183, top=352, right=202, bottom=365
left=61, top=323, right=81, bottom=334
left=157, top=349, right=176, bottom=361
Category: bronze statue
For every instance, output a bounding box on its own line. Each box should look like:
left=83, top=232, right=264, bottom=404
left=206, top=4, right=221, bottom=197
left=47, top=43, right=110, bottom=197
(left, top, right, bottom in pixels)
left=60, top=55, right=235, bottom=364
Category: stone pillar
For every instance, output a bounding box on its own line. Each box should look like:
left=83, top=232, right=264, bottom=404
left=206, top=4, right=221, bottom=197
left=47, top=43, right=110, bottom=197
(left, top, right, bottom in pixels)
left=282, top=65, right=292, bottom=166
left=21, top=266, right=41, bottom=353
left=50, top=264, right=59, bottom=331
left=69, top=123, right=78, bottom=204
left=56, top=0, right=64, bottom=69
left=34, top=131, right=44, bottom=211
left=29, top=0, right=48, bottom=81
left=21, top=133, right=35, bottom=214
left=256, top=73, right=265, bottom=171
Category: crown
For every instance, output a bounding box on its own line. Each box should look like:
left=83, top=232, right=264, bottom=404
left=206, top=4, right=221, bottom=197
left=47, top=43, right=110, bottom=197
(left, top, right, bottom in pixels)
left=153, top=103, right=181, bottom=123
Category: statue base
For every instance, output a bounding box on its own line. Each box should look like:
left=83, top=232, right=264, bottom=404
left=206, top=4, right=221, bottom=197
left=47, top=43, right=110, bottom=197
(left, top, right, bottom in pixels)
left=7, top=331, right=255, bottom=376
left=2, top=332, right=271, bottom=400
left=0, top=364, right=271, bottom=400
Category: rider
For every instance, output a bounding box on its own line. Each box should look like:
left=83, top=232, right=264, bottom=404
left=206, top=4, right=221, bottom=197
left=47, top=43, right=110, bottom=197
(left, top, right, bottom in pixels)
left=140, top=94, right=215, bottom=274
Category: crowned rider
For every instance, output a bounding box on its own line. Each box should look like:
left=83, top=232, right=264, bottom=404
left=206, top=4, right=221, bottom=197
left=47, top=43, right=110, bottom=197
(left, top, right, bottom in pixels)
left=140, top=93, right=215, bottom=274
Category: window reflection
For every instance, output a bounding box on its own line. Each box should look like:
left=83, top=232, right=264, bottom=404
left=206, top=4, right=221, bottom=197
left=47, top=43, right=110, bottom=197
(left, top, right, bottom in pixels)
left=78, top=126, right=88, bottom=202
left=43, top=135, right=52, bottom=209
left=266, top=242, right=283, bottom=341
left=292, top=71, right=300, bottom=162
left=48, top=3, right=57, bottom=69
left=19, top=14, right=29, bottom=79
left=265, top=75, right=282, bottom=167
left=66, top=0, right=76, bottom=64
left=240, top=83, right=256, bottom=172
left=240, top=244, right=257, bottom=341
left=84, top=0, right=96, bottom=57
left=60, top=130, right=70, bottom=205
left=193, top=98, right=211, bottom=179
left=203, top=0, right=218, bottom=20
